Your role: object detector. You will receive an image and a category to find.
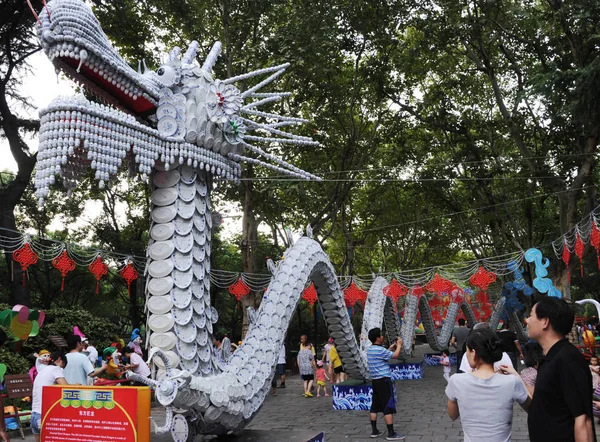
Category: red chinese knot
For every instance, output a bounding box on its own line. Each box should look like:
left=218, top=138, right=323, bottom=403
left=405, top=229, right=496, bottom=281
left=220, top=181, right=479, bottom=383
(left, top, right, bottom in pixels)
left=52, top=250, right=76, bottom=291
left=302, top=283, right=318, bottom=315
left=120, top=262, right=139, bottom=296
left=228, top=277, right=251, bottom=302
left=383, top=279, right=408, bottom=305
left=89, top=256, right=109, bottom=294
left=469, top=266, right=497, bottom=305
left=343, top=281, right=367, bottom=308
left=590, top=221, right=600, bottom=269
left=425, top=274, right=455, bottom=295
left=12, top=243, right=38, bottom=286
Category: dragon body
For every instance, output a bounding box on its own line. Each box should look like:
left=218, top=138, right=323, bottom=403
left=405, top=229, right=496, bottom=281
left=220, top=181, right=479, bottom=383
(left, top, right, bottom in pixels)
left=32, top=1, right=539, bottom=439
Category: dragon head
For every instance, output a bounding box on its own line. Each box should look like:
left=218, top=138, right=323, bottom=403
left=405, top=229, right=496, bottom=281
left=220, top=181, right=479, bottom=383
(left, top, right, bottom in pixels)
left=33, top=0, right=319, bottom=205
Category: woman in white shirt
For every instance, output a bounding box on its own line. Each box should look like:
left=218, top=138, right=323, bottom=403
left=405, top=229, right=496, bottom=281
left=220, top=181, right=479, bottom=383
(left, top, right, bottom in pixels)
left=446, top=328, right=531, bottom=442
left=31, top=351, right=69, bottom=442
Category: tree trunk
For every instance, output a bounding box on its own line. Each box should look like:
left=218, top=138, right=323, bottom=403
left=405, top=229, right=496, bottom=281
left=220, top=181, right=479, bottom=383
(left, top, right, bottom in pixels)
left=240, top=165, right=260, bottom=339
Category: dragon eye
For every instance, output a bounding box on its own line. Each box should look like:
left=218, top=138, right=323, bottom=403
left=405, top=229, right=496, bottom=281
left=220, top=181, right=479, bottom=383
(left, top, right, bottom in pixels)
left=157, top=67, right=165, bottom=76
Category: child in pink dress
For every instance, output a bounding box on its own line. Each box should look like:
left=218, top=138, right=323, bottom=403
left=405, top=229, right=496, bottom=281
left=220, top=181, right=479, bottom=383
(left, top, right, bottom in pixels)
left=315, top=360, right=330, bottom=398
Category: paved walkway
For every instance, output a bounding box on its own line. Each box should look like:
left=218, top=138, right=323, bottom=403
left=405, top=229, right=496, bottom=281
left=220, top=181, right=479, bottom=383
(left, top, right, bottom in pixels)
left=12, top=343, right=600, bottom=441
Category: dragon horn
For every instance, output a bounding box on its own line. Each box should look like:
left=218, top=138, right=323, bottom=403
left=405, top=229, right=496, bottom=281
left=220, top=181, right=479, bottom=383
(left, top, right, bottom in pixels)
left=201, top=41, right=222, bottom=72
left=182, top=41, right=199, bottom=65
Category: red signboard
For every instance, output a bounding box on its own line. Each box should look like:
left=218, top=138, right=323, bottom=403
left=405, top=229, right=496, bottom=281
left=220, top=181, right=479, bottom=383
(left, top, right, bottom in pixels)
left=41, top=385, right=150, bottom=442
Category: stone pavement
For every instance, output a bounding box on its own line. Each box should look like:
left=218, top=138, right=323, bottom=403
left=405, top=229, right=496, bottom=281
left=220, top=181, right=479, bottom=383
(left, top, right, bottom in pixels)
left=12, top=343, right=600, bottom=441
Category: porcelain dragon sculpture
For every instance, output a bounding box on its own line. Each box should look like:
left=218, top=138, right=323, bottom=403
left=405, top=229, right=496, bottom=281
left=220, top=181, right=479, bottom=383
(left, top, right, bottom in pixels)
left=32, top=1, right=550, bottom=439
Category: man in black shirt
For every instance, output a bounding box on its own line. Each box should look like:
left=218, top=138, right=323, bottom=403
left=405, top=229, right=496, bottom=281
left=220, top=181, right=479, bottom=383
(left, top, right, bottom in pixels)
left=527, top=296, right=596, bottom=442
left=498, top=321, right=523, bottom=369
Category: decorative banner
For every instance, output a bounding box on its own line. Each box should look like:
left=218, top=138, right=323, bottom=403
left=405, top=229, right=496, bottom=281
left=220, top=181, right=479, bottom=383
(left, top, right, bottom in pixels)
left=119, top=262, right=139, bottom=297
left=469, top=266, right=497, bottom=305
left=228, top=277, right=251, bottom=306
left=410, top=285, right=425, bottom=297
left=575, top=232, right=585, bottom=277
left=51, top=250, right=76, bottom=291
left=41, top=385, right=150, bottom=442
left=0, top=305, right=45, bottom=342
left=88, top=256, right=109, bottom=294
left=302, top=283, right=318, bottom=315
left=12, top=243, right=38, bottom=286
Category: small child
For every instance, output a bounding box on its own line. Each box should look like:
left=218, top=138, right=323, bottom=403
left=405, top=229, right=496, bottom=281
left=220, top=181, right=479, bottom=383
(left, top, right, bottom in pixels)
left=432, top=349, right=451, bottom=382
left=315, top=360, right=330, bottom=398
left=590, top=356, right=600, bottom=390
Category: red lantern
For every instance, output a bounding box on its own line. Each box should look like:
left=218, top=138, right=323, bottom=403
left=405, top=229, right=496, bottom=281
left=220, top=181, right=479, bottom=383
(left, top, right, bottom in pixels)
left=119, top=262, right=139, bottom=296
left=52, top=250, right=76, bottom=291
left=12, top=243, right=38, bottom=286
left=89, top=256, right=108, bottom=294
left=343, top=280, right=367, bottom=309
left=591, top=220, right=600, bottom=269
left=229, top=277, right=251, bottom=307
left=562, top=238, right=571, bottom=281
left=469, top=266, right=497, bottom=305
left=575, top=232, right=585, bottom=277
left=383, top=279, right=408, bottom=307
left=302, top=283, right=318, bottom=315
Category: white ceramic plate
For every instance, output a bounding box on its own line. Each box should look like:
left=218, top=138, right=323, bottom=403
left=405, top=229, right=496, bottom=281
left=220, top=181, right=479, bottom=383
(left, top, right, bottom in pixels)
left=151, top=205, right=177, bottom=224
left=210, top=306, right=218, bottom=323
left=206, top=212, right=213, bottom=229
left=177, top=199, right=195, bottom=219
left=147, top=295, right=173, bottom=315
left=150, top=223, right=174, bottom=241
left=148, top=277, right=174, bottom=296
left=148, top=313, right=175, bottom=333
left=172, top=305, right=193, bottom=325
left=193, top=214, right=205, bottom=231
left=180, top=165, right=197, bottom=184
left=191, top=280, right=204, bottom=298
left=148, top=260, right=174, bottom=278
left=181, top=356, right=200, bottom=373
left=174, top=322, right=197, bottom=343
left=177, top=340, right=198, bottom=360
left=152, top=187, right=178, bottom=206
left=192, top=228, right=206, bottom=246
left=158, top=116, right=178, bottom=137
left=178, top=182, right=195, bottom=202
left=152, top=349, right=179, bottom=369
left=194, top=194, right=207, bottom=215
left=173, top=269, right=193, bottom=289
left=196, top=180, right=208, bottom=197
left=196, top=328, right=208, bottom=346
left=193, top=312, right=206, bottom=329
left=149, top=332, right=177, bottom=351
left=157, top=103, right=177, bottom=119
left=173, top=251, right=193, bottom=271
left=192, top=262, right=204, bottom=280
left=192, top=245, right=206, bottom=262
left=192, top=298, right=205, bottom=315
left=198, top=345, right=211, bottom=362
left=149, top=241, right=175, bottom=261
left=172, top=235, right=193, bottom=255
left=173, top=217, right=193, bottom=235
left=206, top=320, right=213, bottom=334
left=153, top=170, right=180, bottom=188
left=171, top=287, right=192, bottom=309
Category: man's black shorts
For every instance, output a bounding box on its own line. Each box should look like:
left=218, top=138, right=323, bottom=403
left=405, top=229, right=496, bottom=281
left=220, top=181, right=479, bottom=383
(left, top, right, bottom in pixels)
left=370, top=377, right=396, bottom=415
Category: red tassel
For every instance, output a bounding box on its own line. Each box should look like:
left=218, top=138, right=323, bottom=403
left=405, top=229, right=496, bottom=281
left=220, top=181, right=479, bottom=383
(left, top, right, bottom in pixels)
left=96, top=281, right=100, bottom=294
left=61, top=277, right=65, bottom=291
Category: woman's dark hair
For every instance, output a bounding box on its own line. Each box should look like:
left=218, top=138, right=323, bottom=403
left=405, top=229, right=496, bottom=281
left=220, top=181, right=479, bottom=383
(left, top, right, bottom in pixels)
left=50, top=350, right=67, bottom=368
left=466, top=328, right=502, bottom=364
left=522, top=341, right=542, bottom=368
